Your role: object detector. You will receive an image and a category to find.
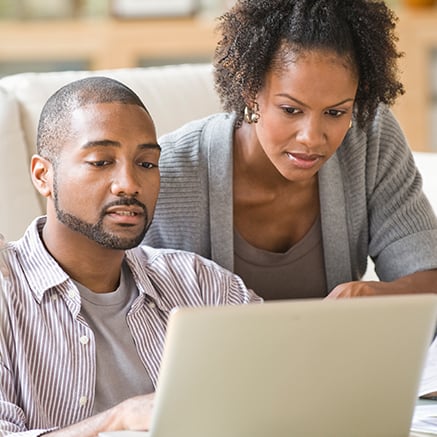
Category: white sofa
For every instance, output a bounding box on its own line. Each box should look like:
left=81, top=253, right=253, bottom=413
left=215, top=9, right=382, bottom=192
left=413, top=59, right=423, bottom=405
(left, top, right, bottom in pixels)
left=0, top=63, right=436, bottom=280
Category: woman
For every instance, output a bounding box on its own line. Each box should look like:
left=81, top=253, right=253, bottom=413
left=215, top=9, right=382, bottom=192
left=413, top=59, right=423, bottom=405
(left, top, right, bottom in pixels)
left=144, top=0, right=437, bottom=299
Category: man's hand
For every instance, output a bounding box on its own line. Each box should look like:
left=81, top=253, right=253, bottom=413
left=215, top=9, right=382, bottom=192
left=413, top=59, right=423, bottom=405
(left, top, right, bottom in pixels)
left=114, top=393, right=155, bottom=431
left=47, top=392, right=155, bottom=436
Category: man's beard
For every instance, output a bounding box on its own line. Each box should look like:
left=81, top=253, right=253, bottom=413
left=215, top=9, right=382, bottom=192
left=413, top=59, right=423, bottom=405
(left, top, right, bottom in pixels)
left=53, top=178, right=149, bottom=250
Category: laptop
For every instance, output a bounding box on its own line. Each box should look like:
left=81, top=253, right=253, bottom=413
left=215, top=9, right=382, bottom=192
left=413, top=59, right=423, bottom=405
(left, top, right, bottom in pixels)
left=99, top=294, right=437, bottom=437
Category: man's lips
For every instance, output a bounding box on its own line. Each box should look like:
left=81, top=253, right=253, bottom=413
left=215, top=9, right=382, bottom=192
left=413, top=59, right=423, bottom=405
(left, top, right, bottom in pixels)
left=105, top=206, right=144, bottom=216
left=104, top=206, right=146, bottom=225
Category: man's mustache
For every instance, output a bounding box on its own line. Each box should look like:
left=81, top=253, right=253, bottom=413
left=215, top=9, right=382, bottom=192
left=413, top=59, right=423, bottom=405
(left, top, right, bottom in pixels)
left=102, top=198, right=147, bottom=215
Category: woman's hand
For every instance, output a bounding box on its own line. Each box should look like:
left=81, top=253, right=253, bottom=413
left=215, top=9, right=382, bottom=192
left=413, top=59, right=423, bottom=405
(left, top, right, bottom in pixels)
left=326, top=269, right=437, bottom=299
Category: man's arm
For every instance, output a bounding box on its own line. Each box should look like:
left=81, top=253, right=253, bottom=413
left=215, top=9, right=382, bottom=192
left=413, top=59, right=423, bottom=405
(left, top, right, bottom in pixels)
left=0, top=233, right=9, bottom=277
left=1, top=295, right=154, bottom=437
left=44, top=394, right=154, bottom=437
left=326, top=269, right=437, bottom=299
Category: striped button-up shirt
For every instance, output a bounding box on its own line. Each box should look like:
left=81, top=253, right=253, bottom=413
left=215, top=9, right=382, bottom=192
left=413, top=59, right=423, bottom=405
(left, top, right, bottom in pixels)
left=0, top=217, right=261, bottom=436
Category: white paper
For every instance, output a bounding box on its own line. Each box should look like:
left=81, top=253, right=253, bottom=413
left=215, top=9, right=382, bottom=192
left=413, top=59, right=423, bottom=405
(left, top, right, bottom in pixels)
left=411, top=404, right=437, bottom=434
left=419, top=338, right=437, bottom=397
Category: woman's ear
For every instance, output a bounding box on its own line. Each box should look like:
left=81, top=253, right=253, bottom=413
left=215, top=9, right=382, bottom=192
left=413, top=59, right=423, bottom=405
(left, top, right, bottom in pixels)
left=31, top=155, right=53, bottom=198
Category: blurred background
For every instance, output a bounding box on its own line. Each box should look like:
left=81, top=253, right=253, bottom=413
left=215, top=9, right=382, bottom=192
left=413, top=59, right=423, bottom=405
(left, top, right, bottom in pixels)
left=0, top=0, right=436, bottom=152
left=0, top=0, right=232, bottom=75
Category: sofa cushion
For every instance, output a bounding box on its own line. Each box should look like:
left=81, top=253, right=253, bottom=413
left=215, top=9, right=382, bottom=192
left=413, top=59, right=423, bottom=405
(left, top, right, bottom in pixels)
left=0, top=86, right=43, bottom=239
left=0, top=63, right=221, bottom=156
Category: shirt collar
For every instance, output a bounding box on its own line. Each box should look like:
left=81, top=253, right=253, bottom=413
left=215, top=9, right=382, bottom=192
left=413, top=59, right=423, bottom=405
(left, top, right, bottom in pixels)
left=14, top=217, right=167, bottom=309
left=124, top=247, right=160, bottom=302
left=13, top=216, right=70, bottom=303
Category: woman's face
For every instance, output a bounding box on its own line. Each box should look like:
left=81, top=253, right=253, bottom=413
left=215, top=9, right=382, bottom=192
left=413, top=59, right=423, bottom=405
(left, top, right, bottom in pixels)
left=253, top=49, right=358, bottom=182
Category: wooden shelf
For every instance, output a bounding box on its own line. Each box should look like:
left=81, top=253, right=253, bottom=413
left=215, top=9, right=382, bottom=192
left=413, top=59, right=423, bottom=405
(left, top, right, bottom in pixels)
left=0, top=16, right=218, bottom=70
left=0, top=9, right=436, bottom=151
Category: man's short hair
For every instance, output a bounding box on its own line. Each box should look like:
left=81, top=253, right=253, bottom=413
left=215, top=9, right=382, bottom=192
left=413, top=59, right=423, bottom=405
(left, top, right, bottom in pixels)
left=37, top=76, right=150, bottom=162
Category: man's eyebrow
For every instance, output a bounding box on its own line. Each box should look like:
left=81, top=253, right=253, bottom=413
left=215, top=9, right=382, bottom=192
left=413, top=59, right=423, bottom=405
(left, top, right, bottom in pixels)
left=81, top=140, right=161, bottom=151
left=81, top=139, right=120, bottom=149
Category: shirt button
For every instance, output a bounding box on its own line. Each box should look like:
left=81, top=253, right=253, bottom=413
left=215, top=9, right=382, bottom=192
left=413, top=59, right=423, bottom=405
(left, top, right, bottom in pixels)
left=148, top=301, right=156, bottom=309
left=51, top=294, right=58, bottom=301
left=79, top=336, right=89, bottom=345
left=68, top=290, right=76, bottom=298
left=79, top=396, right=88, bottom=406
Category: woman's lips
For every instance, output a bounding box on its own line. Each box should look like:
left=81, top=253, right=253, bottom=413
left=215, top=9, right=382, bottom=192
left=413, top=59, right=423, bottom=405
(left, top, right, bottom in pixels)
left=286, top=152, right=322, bottom=169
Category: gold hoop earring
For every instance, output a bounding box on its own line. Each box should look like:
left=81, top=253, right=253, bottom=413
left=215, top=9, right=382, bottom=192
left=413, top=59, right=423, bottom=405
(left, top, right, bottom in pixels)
left=349, top=120, right=353, bottom=129
left=244, top=102, right=260, bottom=124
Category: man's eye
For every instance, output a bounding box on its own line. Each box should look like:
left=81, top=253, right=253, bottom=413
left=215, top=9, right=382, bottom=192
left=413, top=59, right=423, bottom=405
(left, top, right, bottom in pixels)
left=88, top=160, right=111, bottom=167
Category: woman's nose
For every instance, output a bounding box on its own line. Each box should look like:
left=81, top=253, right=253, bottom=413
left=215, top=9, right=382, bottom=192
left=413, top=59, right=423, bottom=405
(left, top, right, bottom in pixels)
left=295, top=117, right=326, bottom=147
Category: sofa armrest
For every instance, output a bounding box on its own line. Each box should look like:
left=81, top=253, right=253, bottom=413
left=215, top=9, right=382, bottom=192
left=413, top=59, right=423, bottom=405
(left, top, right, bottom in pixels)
left=413, top=151, right=437, bottom=214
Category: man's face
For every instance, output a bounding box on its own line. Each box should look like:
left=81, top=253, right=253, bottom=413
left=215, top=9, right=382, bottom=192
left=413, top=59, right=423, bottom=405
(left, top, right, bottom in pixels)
left=48, top=102, right=160, bottom=250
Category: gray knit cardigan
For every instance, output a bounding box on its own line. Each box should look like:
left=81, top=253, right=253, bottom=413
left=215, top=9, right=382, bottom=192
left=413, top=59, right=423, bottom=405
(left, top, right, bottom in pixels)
left=144, top=106, right=437, bottom=292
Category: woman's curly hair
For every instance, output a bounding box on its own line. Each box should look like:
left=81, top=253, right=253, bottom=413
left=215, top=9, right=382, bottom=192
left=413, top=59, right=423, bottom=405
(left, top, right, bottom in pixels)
left=213, top=0, right=404, bottom=128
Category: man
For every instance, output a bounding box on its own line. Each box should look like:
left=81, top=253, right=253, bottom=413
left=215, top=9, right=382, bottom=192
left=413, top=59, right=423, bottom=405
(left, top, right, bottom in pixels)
left=0, top=77, right=261, bottom=436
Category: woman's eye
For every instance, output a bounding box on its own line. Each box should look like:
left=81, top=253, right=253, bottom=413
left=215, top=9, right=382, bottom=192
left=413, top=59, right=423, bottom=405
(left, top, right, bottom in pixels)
left=282, top=107, right=300, bottom=115
left=326, top=109, right=344, bottom=117
left=139, top=162, right=156, bottom=169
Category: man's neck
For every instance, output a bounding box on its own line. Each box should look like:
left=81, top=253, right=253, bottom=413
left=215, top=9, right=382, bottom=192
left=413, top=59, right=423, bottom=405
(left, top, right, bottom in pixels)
left=41, top=221, right=127, bottom=293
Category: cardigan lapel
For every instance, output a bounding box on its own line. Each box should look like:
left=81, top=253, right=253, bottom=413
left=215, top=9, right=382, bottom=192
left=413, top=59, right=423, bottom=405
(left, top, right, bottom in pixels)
left=318, top=153, right=353, bottom=292
left=203, top=114, right=235, bottom=272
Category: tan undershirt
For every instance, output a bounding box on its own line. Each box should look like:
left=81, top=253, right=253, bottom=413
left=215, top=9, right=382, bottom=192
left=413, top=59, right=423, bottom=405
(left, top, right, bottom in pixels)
left=76, top=263, right=154, bottom=414
left=234, top=216, right=327, bottom=300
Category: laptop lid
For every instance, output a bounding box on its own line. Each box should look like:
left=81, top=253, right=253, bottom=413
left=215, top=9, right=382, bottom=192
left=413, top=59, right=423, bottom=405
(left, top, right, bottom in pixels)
left=148, top=295, right=437, bottom=437
left=99, top=294, right=437, bottom=437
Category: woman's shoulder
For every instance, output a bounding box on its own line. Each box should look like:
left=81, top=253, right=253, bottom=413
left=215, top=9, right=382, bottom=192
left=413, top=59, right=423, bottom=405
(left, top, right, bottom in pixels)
left=157, top=112, right=236, bottom=170
left=339, top=104, right=408, bottom=162
left=158, top=112, right=235, bottom=147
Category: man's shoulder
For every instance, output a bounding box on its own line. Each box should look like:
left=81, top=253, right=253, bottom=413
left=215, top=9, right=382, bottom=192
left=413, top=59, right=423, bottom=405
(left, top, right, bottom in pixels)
left=127, top=246, right=261, bottom=305
left=129, top=245, right=231, bottom=276
left=0, top=217, right=70, bottom=300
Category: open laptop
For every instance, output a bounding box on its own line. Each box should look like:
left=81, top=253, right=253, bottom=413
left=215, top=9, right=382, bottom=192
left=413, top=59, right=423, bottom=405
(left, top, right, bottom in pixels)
left=100, top=294, right=437, bottom=437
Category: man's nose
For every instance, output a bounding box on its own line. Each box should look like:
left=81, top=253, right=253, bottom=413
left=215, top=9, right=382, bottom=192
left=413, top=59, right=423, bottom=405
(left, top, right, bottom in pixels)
left=110, top=165, right=141, bottom=197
